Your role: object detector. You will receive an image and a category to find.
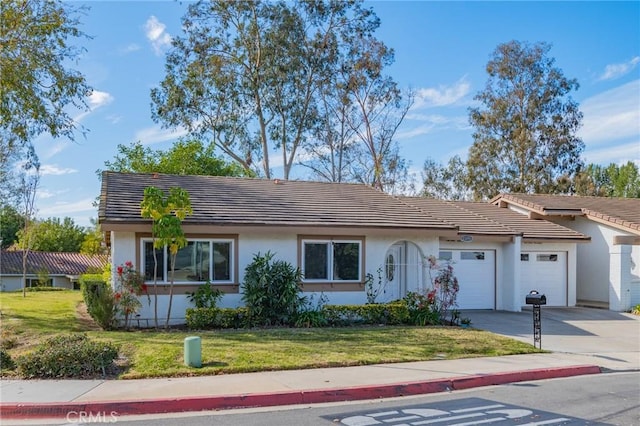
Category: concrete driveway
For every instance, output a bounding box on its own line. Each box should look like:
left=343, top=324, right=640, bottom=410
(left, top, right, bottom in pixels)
left=462, top=307, right=640, bottom=371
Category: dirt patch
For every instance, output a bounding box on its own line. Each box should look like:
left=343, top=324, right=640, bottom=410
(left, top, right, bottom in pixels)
left=76, top=302, right=102, bottom=331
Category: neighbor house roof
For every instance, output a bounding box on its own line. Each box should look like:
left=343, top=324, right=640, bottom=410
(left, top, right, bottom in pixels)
left=0, top=251, right=108, bottom=276
left=491, top=193, right=640, bottom=235
left=99, top=172, right=457, bottom=231
left=401, top=197, right=589, bottom=242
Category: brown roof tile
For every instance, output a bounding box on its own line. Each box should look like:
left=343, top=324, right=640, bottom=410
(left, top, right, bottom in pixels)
left=401, top=197, right=588, bottom=241
left=99, top=172, right=456, bottom=231
left=492, top=193, right=640, bottom=235
left=0, top=251, right=108, bottom=275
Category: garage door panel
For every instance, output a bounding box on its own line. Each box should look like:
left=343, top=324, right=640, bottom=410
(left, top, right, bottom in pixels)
left=440, top=250, right=495, bottom=309
left=521, top=252, right=567, bottom=306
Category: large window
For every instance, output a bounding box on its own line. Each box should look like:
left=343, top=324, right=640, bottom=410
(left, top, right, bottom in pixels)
left=301, top=239, right=362, bottom=282
left=141, top=239, right=234, bottom=283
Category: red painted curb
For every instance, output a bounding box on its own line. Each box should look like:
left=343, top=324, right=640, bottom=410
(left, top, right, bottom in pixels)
left=0, top=365, right=601, bottom=420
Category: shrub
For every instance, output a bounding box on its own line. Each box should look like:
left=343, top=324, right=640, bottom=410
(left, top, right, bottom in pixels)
left=188, top=282, right=223, bottom=308
left=322, top=303, right=410, bottom=326
left=241, top=251, right=305, bottom=326
left=404, top=290, right=440, bottom=326
left=186, top=307, right=250, bottom=329
left=426, top=255, right=460, bottom=324
left=15, top=334, right=119, bottom=379
left=0, top=349, right=16, bottom=371
left=80, top=274, right=117, bottom=330
left=294, top=293, right=329, bottom=328
left=632, top=304, right=640, bottom=315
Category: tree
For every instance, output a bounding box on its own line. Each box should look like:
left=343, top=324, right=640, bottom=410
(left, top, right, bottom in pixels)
left=16, top=217, right=87, bottom=252
left=101, top=140, right=249, bottom=177
left=18, top=145, right=39, bottom=297
left=467, top=41, right=584, bottom=199
left=420, top=156, right=471, bottom=200
left=0, top=204, right=25, bottom=248
left=151, top=0, right=381, bottom=179
left=343, top=38, right=413, bottom=192
left=80, top=218, right=106, bottom=255
left=0, top=0, right=91, bottom=180
left=140, top=186, right=192, bottom=329
left=575, top=162, right=640, bottom=198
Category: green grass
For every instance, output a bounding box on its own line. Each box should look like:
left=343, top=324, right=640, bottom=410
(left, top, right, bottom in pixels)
left=0, top=290, right=541, bottom=379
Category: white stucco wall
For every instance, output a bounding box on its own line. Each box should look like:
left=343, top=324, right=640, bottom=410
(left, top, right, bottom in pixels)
left=109, top=229, right=441, bottom=324
left=550, top=217, right=638, bottom=310
left=0, top=275, right=74, bottom=291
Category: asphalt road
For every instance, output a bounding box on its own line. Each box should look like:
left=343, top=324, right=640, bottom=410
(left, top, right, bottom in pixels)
left=22, top=371, right=635, bottom=426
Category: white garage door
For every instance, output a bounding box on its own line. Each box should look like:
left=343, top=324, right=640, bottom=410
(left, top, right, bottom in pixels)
left=520, top=252, right=567, bottom=307
left=439, top=250, right=495, bottom=309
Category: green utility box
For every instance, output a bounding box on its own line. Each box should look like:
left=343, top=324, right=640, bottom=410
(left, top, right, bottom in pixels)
left=184, top=336, right=202, bottom=368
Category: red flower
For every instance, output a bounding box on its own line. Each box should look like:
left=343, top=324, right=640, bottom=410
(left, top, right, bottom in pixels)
left=114, top=292, right=121, bottom=300
left=117, top=266, right=123, bottom=276
left=141, top=283, right=148, bottom=292
left=125, top=261, right=133, bottom=268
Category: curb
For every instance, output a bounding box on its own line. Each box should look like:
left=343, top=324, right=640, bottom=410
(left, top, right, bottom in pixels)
left=0, top=365, right=601, bottom=420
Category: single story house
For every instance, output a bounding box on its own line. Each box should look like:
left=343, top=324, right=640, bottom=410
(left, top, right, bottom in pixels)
left=491, top=194, right=640, bottom=311
left=0, top=251, right=108, bottom=291
left=98, top=172, right=589, bottom=324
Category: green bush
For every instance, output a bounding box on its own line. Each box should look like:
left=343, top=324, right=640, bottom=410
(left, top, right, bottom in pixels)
left=186, top=307, right=251, bottom=329
left=323, top=303, right=410, bottom=326
left=0, top=349, right=16, bottom=371
left=632, top=304, right=640, bottom=315
left=241, top=251, right=304, bottom=326
left=80, top=274, right=117, bottom=330
left=15, top=334, right=119, bottom=379
left=188, top=282, right=223, bottom=308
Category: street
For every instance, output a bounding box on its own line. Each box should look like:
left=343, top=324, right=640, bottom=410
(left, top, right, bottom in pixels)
left=52, top=371, right=638, bottom=426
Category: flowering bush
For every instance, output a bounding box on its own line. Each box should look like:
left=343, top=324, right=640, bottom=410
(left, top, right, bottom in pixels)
left=404, top=288, right=439, bottom=325
left=114, top=261, right=149, bottom=328
left=426, top=255, right=460, bottom=325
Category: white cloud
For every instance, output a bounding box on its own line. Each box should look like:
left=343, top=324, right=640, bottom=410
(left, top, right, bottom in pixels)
left=134, top=125, right=189, bottom=145
left=411, top=77, right=471, bottom=109
left=119, top=43, right=141, bottom=55
left=37, top=188, right=69, bottom=200
left=583, top=141, right=640, bottom=167
left=578, top=80, right=640, bottom=145
left=88, top=90, right=114, bottom=109
left=145, top=16, right=172, bottom=56
left=598, top=56, right=640, bottom=81
left=37, top=198, right=97, bottom=217
left=40, top=164, right=78, bottom=176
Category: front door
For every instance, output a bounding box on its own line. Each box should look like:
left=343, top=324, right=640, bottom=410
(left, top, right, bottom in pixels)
left=384, top=243, right=404, bottom=301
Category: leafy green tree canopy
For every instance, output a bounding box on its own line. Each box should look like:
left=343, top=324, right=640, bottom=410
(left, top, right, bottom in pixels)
left=0, top=204, right=25, bottom=248
left=151, top=0, right=381, bottom=180
left=0, top=0, right=91, bottom=155
left=466, top=40, right=584, bottom=199
left=575, top=162, right=640, bottom=198
left=16, top=217, right=87, bottom=252
left=101, top=140, right=249, bottom=177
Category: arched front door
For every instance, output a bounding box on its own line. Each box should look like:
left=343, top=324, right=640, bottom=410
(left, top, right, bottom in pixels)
left=381, top=241, right=426, bottom=303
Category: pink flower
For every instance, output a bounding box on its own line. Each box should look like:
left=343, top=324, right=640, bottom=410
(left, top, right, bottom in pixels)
left=125, top=261, right=133, bottom=268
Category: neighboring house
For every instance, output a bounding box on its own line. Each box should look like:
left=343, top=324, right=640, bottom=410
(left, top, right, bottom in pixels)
left=0, top=251, right=108, bottom=291
left=98, top=172, right=589, bottom=324
left=492, top=194, right=640, bottom=312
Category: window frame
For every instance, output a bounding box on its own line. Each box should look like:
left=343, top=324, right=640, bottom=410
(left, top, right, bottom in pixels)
left=140, top=237, right=236, bottom=284
left=299, top=237, right=364, bottom=283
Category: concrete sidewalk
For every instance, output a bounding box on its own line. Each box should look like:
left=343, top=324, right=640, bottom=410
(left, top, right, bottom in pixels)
left=0, top=354, right=603, bottom=421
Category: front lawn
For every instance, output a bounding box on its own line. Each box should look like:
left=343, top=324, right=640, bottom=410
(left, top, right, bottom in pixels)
left=0, top=290, right=541, bottom=379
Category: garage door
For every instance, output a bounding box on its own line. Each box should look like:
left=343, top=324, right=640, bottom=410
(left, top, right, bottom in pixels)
left=520, top=252, right=567, bottom=306
left=439, top=250, right=495, bottom=309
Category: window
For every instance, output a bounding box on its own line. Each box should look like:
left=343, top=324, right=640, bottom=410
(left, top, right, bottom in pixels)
left=26, top=278, right=52, bottom=287
left=461, top=251, right=485, bottom=260
left=537, top=254, right=558, bottom=262
left=141, top=238, right=234, bottom=283
left=301, top=239, right=361, bottom=282
left=521, top=254, right=530, bottom=261
left=439, top=251, right=452, bottom=261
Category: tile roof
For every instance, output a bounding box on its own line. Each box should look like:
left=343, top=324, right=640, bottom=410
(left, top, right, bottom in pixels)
left=401, top=197, right=589, bottom=241
left=99, top=172, right=456, bottom=231
left=491, top=193, right=640, bottom=235
left=0, top=251, right=108, bottom=275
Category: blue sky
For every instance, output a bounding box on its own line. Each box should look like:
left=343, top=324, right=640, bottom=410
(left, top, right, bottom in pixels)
left=32, top=1, right=640, bottom=227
